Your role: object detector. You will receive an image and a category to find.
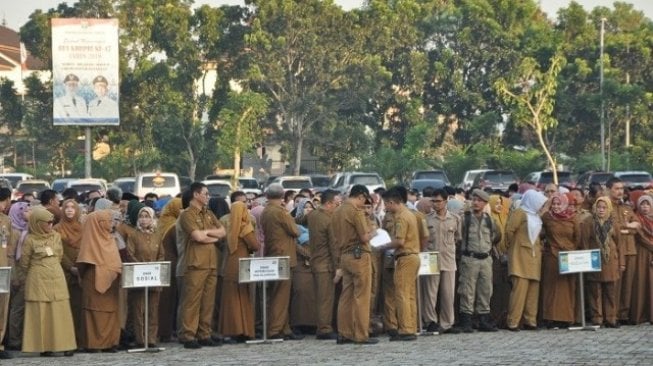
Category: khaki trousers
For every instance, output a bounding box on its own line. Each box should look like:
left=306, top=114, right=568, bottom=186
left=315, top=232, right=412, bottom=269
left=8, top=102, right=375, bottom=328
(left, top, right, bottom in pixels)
left=507, top=276, right=540, bottom=328
left=382, top=267, right=397, bottom=331
left=421, top=270, right=456, bottom=329
left=179, top=269, right=217, bottom=342
left=394, top=255, right=419, bottom=335
left=312, top=271, right=335, bottom=334
left=618, top=255, right=636, bottom=321
left=458, top=256, right=493, bottom=315
left=590, top=281, right=618, bottom=324
left=337, top=252, right=371, bottom=342
left=132, top=289, right=160, bottom=345
left=267, top=273, right=292, bottom=336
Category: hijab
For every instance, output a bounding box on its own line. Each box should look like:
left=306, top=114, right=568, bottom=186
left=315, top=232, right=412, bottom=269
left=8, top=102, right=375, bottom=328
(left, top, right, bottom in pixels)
left=489, top=195, right=509, bottom=227
left=77, top=209, right=122, bottom=293
left=592, top=196, right=613, bottom=263
left=158, top=197, right=182, bottom=236
left=294, top=198, right=312, bottom=219
left=636, top=194, right=653, bottom=238
left=549, top=192, right=575, bottom=221
left=9, top=202, right=30, bottom=260
left=54, top=199, right=83, bottom=249
left=519, top=189, right=548, bottom=245
left=136, top=206, right=157, bottom=233
left=94, top=198, right=114, bottom=211
left=27, top=207, right=57, bottom=247
left=127, top=200, right=145, bottom=227
left=250, top=204, right=266, bottom=257
left=208, top=197, right=230, bottom=219
left=228, top=202, right=255, bottom=254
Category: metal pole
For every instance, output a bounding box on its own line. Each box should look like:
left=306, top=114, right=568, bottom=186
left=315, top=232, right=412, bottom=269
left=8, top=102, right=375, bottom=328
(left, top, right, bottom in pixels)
left=569, top=272, right=598, bottom=331
left=417, top=276, right=423, bottom=335
left=600, top=18, right=606, bottom=171
left=85, top=127, right=92, bottom=178
left=144, top=287, right=149, bottom=351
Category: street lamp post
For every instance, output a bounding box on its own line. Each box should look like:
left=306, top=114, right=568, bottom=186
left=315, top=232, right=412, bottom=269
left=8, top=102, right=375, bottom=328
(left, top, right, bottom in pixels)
left=600, top=18, right=606, bottom=171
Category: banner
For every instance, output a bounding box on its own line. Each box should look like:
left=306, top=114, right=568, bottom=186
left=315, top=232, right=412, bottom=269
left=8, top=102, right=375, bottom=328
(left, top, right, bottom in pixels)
left=559, top=249, right=602, bottom=274
left=51, top=18, right=120, bottom=126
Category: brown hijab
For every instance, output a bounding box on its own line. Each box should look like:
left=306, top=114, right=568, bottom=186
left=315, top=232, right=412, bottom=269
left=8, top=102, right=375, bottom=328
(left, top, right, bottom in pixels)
left=77, top=209, right=122, bottom=293
left=54, top=199, right=83, bottom=249
left=228, top=202, right=254, bottom=254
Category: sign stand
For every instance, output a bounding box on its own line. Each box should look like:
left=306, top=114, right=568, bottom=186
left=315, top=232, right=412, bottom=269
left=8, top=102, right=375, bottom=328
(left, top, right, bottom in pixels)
left=239, top=256, right=290, bottom=344
left=558, top=249, right=601, bottom=332
left=0, top=267, right=11, bottom=294
left=121, top=261, right=171, bottom=352
left=417, top=252, right=440, bottom=336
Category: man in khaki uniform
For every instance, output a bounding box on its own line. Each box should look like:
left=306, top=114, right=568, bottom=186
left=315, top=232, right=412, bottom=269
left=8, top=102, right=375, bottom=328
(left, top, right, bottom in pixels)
left=178, top=183, right=226, bottom=349
left=0, top=188, right=14, bottom=359
left=458, top=189, right=500, bottom=333
left=261, top=184, right=301, bottom=340
left=381, top=188, right=421, bottom=341
left=419, top=189, right=461, bottom=334
left=381, top=209, right=398, bottom=335
left=605, top=177, right=640, bottom=324
left=333, top=185, right=378, bottom=345
left=308, top=190, right=341, bottom=340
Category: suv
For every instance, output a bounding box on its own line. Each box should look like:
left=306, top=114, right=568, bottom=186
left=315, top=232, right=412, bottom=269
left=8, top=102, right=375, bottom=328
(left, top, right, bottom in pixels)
left=52, top=178, right=77, bottom=193
left=459, top=169, right=489, bottom=192
left=307, top=174, right=331, bottom=192
left=472, top=170, right=518, bottom=192
left=272, top=176, right=313, bottom=192
left=238, top=177, right=262, bottom=196
left=0, top=178, right=12, bottom=191
left=613, top=171, right=652, bottom=189
left=67, top=178, right=108, bottom=196
left=15, top=180, right=51, bottom=200
left=330, top=172, right=386, bottom=195
left=575, top=171, right=615, bottom=192
left=411, top=170, right=451, bottom=185
left=202, top=179, right=233, bottom=199
left=0, top=173, right=34, bottom=189
left=523, top=171, right=575, bottom=190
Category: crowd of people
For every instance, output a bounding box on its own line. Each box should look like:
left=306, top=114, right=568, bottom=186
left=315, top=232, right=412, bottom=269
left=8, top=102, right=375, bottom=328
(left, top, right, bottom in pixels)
left=0, top=175, right=651, bottom=357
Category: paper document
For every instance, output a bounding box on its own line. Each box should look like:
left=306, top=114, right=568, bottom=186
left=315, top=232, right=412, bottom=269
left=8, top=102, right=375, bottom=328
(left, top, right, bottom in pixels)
left=370, top=229, right=392, bottom=248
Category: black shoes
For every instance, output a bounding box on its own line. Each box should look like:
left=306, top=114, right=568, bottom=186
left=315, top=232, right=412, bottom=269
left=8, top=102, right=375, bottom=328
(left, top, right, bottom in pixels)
left=458, top=313, right=474, bottom=333
left=40, top=352, right=55, bottom=357
left=604, top=322, right=621, bottom=328
left=336, top=335, right=354, bottom=344
left=522, top=324, right=538, bottom=331
left=389, top=334, right=417, bottom=342
left=507, top=326, right=520, bottom=332
left=316, top=332, right=338, bottom=340
left=183, top=340, right=202, bottom=349
left=64, top=350, right=75, bottom=357
left=386, top=329, right=399, bottom=337
left=0, top=350, right=12, bottom=359
left=337, top=335, right=379, bottom=345
left=284, top=332, right=304, bottom=341
left=426, top=322, right=440, bottom=333
left=478, top=314, right=498, bottom=332
left=441, top=327, right=461, bottom=334
left=198, top=338, right=221, bottom=347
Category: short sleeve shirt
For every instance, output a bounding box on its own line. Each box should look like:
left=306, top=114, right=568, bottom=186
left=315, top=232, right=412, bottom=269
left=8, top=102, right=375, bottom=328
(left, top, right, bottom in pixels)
left=179, top=205, right=222, bottom=271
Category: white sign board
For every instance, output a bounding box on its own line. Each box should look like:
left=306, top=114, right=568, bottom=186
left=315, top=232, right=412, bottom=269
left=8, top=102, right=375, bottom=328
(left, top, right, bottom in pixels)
left=418, top=252, right=440, bottom=276
left=239, top=256, right=290, bottom=283
left=559, top=249, right=602, bottom=274
left=121, top=261, right=171, bottom=288
left=0, top=267, right=11, bottom=293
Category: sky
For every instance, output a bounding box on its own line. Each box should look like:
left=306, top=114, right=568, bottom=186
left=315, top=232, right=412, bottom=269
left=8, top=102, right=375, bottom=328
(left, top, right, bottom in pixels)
left=2, top=0, right=653, bottom=32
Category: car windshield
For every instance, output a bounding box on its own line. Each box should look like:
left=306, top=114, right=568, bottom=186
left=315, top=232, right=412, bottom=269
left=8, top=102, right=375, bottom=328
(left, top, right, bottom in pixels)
left=310, top=177, right=330, bottom=187
left=619, top=174, right=651, bottom=183
left=52, top=181, right=69, bottom=192
left=484, top=171, right=516, bottom=183
left=207, top=184, right=231, bottom=197
left=0, top=180, right=11, bottom=189
left=351, top=175, right=382, bottom=185
left=239, top=179, right=259, bottom=189
left=281, top=180, right=312, bottom=189
left=116, top=181, right=135, bottom=193
left=2, top=176, right=24, bottom=187
left=18, top=183, right=48, bottom=193
left=411, top=180, right=445, bottom=191
left=539, top=172, right=572, bottom=184
left=141, top=176, right=177, bottom=188
left=414, top=171, right=446, bottom=181
left=589, top=173, right=614, bottom=184
left=70, top=184, right=102, bottom=193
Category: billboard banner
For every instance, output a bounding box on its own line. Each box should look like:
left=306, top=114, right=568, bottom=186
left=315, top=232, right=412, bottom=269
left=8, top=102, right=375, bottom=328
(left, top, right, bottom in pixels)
left=52, top=18, right=119, bottom=126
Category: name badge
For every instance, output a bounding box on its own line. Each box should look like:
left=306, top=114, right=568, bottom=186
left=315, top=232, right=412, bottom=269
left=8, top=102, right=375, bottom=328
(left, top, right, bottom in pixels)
left=45, top=247, right=54, bottom=257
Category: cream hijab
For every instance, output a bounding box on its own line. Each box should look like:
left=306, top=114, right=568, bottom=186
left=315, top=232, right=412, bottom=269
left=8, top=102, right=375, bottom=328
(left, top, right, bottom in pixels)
left=77, top=209, right=122, bottom=293
left=519, top=189, right=548, bottom=245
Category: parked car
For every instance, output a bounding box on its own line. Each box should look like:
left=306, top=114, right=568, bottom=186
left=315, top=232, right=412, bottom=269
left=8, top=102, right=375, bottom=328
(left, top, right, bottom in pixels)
left=67, top=178, right=108, bottom=196
left=307, top=174, right=331, bottom=193
left=134, top=172, right=181, bottom=199
left=409, top=179, right=446, bottom=195
left=330, top=172, right=386, bottom=195
left=458, top=169, right=489, bottom=192
left=15, top=179, right=50, bottom=200
left=523, top=171, right=575, bottom=190
left=202, top=179, right=233, bottom=199
left=0, top=173, right=34, bottom=188
left=613, top=171, right=653, bottom=189
left=575, top=171, right=615, bottom=192
left=472, top=170, right=518, bottom=192
left=0, top=178, right=12, bottom=191
left=112, top=177, right=136, bottom=194
left=238, top=177, right=262, bottom=196
left=179, top=176, right=192, bottom=193
left=51, top=178, right=77, bottom=193
left=411, top=170, right=451, bottom=185
left=272, top=176, right=313, bottom=192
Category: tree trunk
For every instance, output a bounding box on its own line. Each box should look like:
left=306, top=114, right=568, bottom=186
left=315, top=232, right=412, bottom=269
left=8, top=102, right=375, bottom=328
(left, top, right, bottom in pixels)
left=535, top=125, right=558, bottom=185
left=293, top=134, right=303, bottom=176
left=234, top=146, right=241, bottom=183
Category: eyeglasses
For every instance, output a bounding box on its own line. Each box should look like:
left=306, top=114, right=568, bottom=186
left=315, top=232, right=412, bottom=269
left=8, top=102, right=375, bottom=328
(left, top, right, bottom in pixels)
left=432, top=199, right=444, bottom=203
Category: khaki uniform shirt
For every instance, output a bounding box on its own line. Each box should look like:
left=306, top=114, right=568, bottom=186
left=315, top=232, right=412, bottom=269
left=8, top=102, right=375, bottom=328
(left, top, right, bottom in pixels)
left=261, top=203, right=300, bottom=267
left=462, top=212, right=495, bottom=254
left=179, top=205, right=222, bottom=271
left=505, top=209, right=543, bottom=280
left=19, top=233, right=69, bottom=302
left=0, top=214, right=15, bottom=267
left=611, top=200, right=637, bottom=256
left=393, top=206, right=420, bottom=256
left=426, top=210, right=461, bottom=272
left=308, top=208, right=337, bottom=272
left=332, top=201, right=370, bottom=259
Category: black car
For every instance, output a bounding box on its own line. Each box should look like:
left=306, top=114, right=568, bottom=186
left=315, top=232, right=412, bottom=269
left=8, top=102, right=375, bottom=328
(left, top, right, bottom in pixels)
left=472, top=170, right=518, bottom=192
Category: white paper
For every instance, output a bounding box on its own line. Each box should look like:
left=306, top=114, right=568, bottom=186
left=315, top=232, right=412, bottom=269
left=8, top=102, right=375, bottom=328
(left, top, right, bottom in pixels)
left=370, top=229, right=392, bottom=248
left=132, top=263, right=162, bottom=287
left=250, top=258, right=280, bottom=281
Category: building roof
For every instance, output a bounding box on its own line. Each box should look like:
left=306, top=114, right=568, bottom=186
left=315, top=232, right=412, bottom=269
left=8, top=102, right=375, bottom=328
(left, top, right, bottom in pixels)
left=0, top=25, right=45, bottom=70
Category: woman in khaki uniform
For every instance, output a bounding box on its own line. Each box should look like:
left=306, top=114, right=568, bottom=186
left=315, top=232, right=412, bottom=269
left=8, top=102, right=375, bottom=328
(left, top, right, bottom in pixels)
left=218, top=202, right=260, bottom=341
left=631, top=194, right=653, bottom=324
left=77, top=209, right=122, bottom=352
left=504, top=189, right=548, bottom=331
left=157, top=198, right=182, bottom=341
left=7, top=202, right=30, bottom=349
left=489, top=194, right=510, bottom=329
left=54, top=199, right=84, bottom=347
left=290, top=199, right=317, bottom=331
left=19, top=208, right=76, bottom=356
left=118, top=207, right=164, bottom=347
left=580, top=197, right=625, bottom=327
left=541, top=193, right=581, bottom=328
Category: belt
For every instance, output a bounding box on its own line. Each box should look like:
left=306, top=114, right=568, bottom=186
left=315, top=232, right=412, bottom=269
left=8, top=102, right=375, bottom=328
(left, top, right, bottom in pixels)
left=462, top=250, right=490, bottom=260
left=394, top=252, right=418, bottom=259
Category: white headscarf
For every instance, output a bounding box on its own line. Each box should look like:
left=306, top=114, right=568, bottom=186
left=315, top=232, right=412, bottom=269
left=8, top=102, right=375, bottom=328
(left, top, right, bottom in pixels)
left=519, top=189, right=548, bottom=245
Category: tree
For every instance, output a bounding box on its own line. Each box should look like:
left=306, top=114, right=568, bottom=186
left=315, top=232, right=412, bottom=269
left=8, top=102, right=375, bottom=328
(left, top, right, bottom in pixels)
left=495, top=53, right=566, bottom=184
left=0, top=78, right=23, bottom=169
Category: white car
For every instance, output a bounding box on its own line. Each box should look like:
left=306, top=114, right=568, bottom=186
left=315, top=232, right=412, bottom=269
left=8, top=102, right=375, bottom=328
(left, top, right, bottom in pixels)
left=202, top=179, right=233, bottom=199
left=67, top=178, right=108, bottom=196
left=238, top=177, right=262, bottom=196
left=134, top=172, right=180, bottom=199
left=271, top=176, right=313, bottom=193
left=459, top=169, right=489, bottom=192
left=329, top=172, right=385, bottom=195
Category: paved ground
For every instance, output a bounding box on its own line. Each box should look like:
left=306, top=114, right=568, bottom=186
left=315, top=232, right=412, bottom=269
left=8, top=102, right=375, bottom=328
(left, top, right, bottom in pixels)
left=4, top=324, right=653, bottom=365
